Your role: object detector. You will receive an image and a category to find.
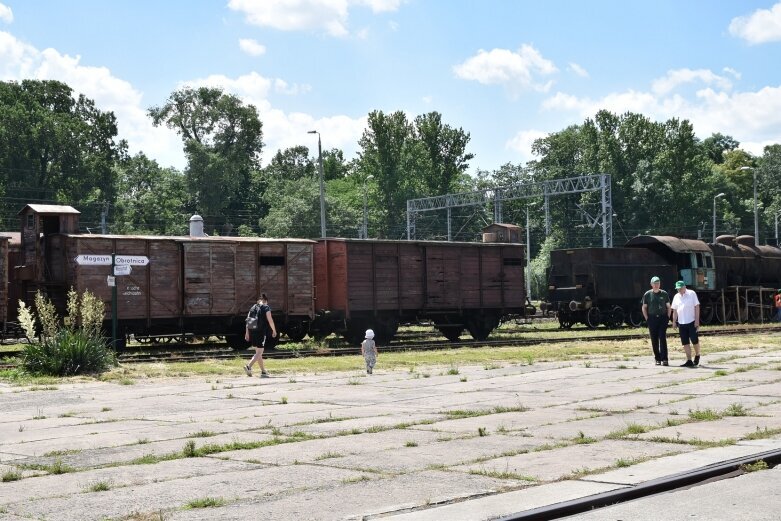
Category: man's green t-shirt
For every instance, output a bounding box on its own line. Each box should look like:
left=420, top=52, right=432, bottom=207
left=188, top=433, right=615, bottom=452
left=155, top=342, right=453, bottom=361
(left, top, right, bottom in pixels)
left=642, top=289, right=670, bottom=316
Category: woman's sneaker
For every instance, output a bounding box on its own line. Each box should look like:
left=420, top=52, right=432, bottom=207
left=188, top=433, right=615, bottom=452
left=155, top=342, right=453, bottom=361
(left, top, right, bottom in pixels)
left=244, top=365, right=252, bottom=377
left=260, top=371, right=270, bottom=378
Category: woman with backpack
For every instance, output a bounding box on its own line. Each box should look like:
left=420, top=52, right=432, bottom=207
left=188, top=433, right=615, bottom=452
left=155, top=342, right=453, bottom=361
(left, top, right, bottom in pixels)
left=244, top=293, right=277, bottom=378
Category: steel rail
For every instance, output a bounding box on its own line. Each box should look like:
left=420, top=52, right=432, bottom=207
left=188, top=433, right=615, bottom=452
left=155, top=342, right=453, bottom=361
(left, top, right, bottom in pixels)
left=495, top=448, right=781, bottom=521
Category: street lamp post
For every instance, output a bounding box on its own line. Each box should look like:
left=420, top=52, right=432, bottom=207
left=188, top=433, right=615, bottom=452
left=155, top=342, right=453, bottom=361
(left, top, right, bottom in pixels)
left=308, top=130, right=326, bottom=238
left=362, top=175, right=373, bottom=239
left=739, top=166, right=757, bottom=245
left=712, top=192, right=725, bottom=243
left=526, top=206, right=531, bottom=300
left=775, top=210, right=781, bottom=245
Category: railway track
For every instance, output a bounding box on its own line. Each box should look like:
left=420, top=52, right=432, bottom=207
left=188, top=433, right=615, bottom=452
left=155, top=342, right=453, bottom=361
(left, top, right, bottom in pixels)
left=1, top=325, right=778, bottom=366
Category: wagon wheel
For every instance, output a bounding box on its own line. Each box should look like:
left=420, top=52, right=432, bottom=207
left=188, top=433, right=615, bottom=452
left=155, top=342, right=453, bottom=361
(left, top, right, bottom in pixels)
left=284, top=320, right=309, bottom=343
left=627, top=308, right=644, bottom=327
left=585, top=307, right=601, bottom=329
left=438, top=326, right=463, bottom=342
left=607, top=306, right=624, bottom=328
left=466, top=314, right=498, bottom=341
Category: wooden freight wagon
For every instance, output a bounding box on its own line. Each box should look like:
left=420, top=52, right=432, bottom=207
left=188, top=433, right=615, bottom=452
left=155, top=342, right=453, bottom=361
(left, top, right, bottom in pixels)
left=14, top=205, right=315, bottom=348
left=0, top=236, right=8, bottom=330
left=313, top=239, right=526, bottom=343
left=43, top=235, right=315, bottom=348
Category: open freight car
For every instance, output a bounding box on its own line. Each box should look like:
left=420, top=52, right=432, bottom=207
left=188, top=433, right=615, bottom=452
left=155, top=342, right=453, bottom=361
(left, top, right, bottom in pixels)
left=15, top=204, right=315, bottom=348
left=312, top=238, right=526, bottom=343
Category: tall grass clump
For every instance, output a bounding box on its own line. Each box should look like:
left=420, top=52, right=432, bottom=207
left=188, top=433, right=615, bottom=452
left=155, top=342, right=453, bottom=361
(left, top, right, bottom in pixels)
left=20, top=289, right=116, bottom=376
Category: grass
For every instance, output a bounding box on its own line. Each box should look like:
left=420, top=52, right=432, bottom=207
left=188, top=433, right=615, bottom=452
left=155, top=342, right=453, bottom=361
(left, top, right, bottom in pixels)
left=87, top=480, right=112, bottom=492
left=1, top=470, right=22, bottom=482
left=688, top=408, right=722, bottom=421
left=405, top=440, right=419, bottom=447
left=740, top=460, right=769, bottom=472
left=184, top=497, right=226, bottom=509
left=442, top=405, right=529, bottom=419
left=6, top=326, right=778, bottom=383
left=314, top=451, right=343, bottom=460
left=469, top=468, right=535, bottom=481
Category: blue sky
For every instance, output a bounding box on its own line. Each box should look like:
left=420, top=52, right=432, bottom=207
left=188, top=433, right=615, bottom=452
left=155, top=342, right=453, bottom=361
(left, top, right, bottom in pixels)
left=2, top=1, right=781, bottom=174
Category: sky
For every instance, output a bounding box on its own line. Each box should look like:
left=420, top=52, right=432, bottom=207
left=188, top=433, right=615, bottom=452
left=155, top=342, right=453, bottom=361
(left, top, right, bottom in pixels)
left=2, top=0, right=781, bottom=174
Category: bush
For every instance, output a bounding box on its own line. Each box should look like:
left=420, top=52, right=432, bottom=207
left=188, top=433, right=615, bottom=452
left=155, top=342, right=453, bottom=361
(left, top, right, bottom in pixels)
left=20, top=290, right=116, bottom=376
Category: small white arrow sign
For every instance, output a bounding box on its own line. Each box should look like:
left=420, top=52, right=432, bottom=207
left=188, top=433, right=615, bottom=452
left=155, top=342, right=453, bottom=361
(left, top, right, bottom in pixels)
left=115, top=255, right=149, bottom=266
left=113, top=265, right=132, bottom=276
left=75, top=254, right=112, bottom=266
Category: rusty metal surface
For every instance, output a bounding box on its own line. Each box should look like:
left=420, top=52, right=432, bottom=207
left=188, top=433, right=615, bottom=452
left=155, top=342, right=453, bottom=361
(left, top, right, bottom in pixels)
left=625, top=235, right=711, bottom=253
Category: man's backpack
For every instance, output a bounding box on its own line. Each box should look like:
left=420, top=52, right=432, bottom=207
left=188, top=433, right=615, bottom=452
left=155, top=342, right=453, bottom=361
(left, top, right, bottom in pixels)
left=245, top=305, right=260, bottom=330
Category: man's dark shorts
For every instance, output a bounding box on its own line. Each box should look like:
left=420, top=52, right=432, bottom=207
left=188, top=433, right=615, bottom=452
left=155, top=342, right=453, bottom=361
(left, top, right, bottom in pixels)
left=678, top=322, right=699, bottom=345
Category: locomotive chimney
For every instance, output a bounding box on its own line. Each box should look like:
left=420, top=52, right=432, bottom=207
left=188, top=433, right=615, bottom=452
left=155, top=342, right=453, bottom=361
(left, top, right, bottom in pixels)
left=189, top=215, right=205, bottom=237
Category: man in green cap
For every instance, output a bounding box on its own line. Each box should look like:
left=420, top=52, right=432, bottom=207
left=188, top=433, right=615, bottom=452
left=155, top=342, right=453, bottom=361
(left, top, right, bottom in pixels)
left=672, top=281, right=701, bottom=367
left=774, top=289, right=781, bottom=322
left=641, top=276, right=671, bottom=365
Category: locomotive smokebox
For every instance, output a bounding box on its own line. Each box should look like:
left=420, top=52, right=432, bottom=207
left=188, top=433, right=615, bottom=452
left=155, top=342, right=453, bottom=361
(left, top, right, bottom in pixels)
left=189, top=215, right=205, bottom=237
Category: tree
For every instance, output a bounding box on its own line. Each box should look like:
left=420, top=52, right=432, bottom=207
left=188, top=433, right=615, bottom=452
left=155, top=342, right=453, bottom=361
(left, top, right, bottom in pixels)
left=148, top=87, right=263, bottom=232
left=413, top=112, right=474, bottom=196
left=112, top=153, right=189, bottom=235
left=700, top=133, right=739, bottom=164
left=357, top=110, right=422, bottom=237
left=0, top=80, right=126, bottom=227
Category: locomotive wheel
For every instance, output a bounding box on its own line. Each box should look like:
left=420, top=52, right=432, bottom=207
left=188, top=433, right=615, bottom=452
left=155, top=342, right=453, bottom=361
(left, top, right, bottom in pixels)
left=438, top=326, right=463, bottom=342
left=700, top=303, right=715, bottom=325
left=627, top=308, right=644, bottom=327
left=585, top=307, right=601, bottom=329
left=747, top=295, right=763, bottom=323
left=607, top=306, right=624, bottom=328
left=558, top=312, right=575, bottom=329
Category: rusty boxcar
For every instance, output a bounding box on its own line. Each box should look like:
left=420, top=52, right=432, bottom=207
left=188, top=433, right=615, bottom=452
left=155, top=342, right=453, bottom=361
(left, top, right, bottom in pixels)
left=312, top=239, right=526, bottom=343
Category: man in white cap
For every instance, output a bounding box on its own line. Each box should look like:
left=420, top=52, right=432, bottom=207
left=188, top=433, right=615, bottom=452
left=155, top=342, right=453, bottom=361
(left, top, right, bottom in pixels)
left=671, top=281, right=701, bottom=367
left=641, top=276, right=671, bottom=365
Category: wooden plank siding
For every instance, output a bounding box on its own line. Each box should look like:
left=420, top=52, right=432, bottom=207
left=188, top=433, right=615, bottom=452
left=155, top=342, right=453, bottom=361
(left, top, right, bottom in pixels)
left=315, top=239, right=526, bottom=318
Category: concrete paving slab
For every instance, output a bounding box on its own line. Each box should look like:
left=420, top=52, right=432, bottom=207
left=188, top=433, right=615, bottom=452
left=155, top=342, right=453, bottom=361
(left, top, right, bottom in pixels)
left=573, top=392, right=693, bottom=413
left=164, top=469, right=524, bottom=521
left=525, top=411, right=672, bottom=440
left=6, top=463, right=363, bottom=521
left=456, top=439, right=692, bottom=482
left=7, top=431, right=274, bottom=470
left=321, top=435, right=546, bottom=473
left=218, top=428, right=455, bottom=465
left=722, top=381, right=781, bottom=397
left=580, top=440, right=781, bottom=486
left=413, top=407, right=604, bottom=434
left=278, top=412, right=443, bottom=436
left=0, top=457, right=259, bottom=506
left=381, top=479, right=625, bottom=521
left=636, top=415, right=781, bottom=443
left=643, top=393, right=774, bottom=415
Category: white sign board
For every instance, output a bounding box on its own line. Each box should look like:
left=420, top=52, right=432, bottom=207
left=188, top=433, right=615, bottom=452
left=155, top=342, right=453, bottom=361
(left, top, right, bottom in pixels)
left=113, top=265, right=132, bottom=276
left=75, top=254, right=112, bottom=266
left=106, top=275, right=116, bottom=287
left=115, top=255, right=149, bottom=266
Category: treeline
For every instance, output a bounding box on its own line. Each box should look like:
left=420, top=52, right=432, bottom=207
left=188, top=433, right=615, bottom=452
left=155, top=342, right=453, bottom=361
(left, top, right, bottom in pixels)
left=1, top=80, right=780, bottom=258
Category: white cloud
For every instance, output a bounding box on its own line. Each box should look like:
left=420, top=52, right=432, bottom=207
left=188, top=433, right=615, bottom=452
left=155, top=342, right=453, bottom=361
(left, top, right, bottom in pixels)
left=273, top=78, right=312, bottom=95
left=0, top=30, right=182, bottom=168
left=227, top=0, right=402, bottom=37
left=506, top=129, right=548, bottom=161
left=651, top=68, right=732, bottom=95
left=453, top=44, right=558, bottom=97
left=181, top=72, right=366, bottom=164
left=723, top=67, right=741, bottom=80
left=541, top=69, right=781, bottom=155
left=238, top=38, right=266, bottom=56
left=0, top=2, right=12, bottom=24
left=729, top=2, right=781, bottom=44
left=567, top=62, right=588, bottom=78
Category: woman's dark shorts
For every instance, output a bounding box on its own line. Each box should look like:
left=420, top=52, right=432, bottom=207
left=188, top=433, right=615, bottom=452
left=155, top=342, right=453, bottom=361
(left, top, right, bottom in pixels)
left=678, top=322, right=699, bottom=345
left=262, top=332, right=278, bottom=349
left=249, top=329, right=264, bottom=348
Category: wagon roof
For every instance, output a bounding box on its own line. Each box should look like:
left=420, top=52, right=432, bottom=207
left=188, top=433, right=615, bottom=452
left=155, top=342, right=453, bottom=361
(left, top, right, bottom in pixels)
left=625, top=235, right=711, bottom=253
left=61, top=234, right=315, bottom=244
left=0, top=231, right=21, bottom=245
left=320, top=238, right=524, bottom=246
left=18, top=204, right=80, bottom=215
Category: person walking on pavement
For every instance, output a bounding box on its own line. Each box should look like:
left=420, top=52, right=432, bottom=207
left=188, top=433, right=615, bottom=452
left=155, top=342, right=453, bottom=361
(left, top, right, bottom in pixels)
left=671, top=281, right=701, bottom=367
left=361, top=329, right=378, bottom=374
left=244, top=293, right=277, bottom=378
left=642, top=276, right=671, bottom=366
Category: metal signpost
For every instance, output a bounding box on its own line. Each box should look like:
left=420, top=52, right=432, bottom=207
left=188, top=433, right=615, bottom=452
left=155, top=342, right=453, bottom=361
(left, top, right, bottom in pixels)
left=75, top=253, right=149, bottom=349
